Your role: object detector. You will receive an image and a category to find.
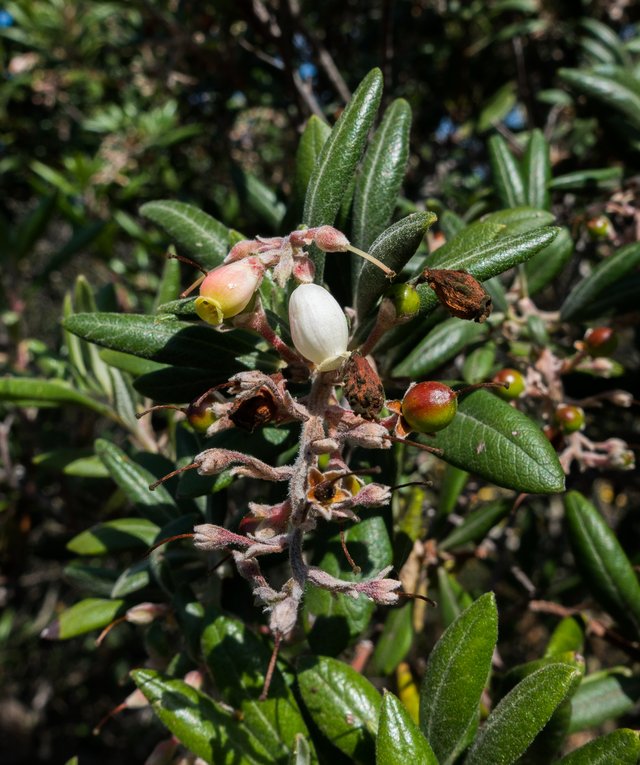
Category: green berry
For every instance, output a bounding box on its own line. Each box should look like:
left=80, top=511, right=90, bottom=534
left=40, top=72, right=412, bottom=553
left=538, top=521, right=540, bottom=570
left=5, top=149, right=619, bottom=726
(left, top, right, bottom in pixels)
left=401, top=381, right=457, bottom=433
left=584, top=327, right=617, bottom=358
left=187, top=395, right=216, bottom=432
left=555, top=404, right=585, bottom=434
left=385, top=283, right=421, bottom=319
left=492, top=368, right=526, bottom=400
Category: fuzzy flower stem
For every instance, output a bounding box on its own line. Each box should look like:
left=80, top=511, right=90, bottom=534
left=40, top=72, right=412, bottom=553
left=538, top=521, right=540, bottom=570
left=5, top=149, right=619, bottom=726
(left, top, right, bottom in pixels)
left=233, top=299, right=307, bottom=370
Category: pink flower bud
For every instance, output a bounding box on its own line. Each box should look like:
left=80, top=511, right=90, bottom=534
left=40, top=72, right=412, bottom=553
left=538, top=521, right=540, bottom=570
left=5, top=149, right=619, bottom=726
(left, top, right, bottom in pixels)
left=312, top=225, right=350, bottom=252
left=195, top=257, right=264, bottom=325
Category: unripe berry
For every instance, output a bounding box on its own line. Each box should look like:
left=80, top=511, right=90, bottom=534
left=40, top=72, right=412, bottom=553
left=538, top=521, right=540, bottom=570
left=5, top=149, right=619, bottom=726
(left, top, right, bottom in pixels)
left=586, top=215, right=612, bottom=240
left=385, top=283, right=421, bottom=320
left=492, top=368, right=526, bottom=400
left=555, top=404, right=585, bottom=434
left=187, top=395, right=216, bottom=432
left=401, top=381, right=457, bottom=433
left=584, top=327, right=617, bottom=358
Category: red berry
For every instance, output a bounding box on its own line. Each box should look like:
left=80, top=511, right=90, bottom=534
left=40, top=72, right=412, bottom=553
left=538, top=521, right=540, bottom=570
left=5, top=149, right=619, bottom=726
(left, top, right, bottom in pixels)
left=584, top=327, right=617, bottom=358
left=492, top=368, right=526, bottom=400
left=401, top=382, right=458, bottom=433
left=555, top=404, right=585, bottom=434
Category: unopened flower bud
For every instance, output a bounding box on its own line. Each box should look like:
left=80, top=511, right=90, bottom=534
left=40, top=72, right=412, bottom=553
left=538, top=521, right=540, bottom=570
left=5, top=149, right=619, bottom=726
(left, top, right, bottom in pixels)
left=312, top=225, right=350, bottom=252
left=125, top=602, right=169, bottom=625
left=195, top=257, right=264, bottom=325
left=288, top=283, right=350, bottom=371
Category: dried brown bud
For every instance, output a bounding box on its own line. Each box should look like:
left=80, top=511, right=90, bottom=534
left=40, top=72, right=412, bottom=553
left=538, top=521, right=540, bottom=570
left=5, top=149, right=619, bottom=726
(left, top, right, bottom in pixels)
left=342, top=352, right=386, bottom=419
left=421, top=268, right=492, bottom=323
left=229, top=390, right=278, bottom=432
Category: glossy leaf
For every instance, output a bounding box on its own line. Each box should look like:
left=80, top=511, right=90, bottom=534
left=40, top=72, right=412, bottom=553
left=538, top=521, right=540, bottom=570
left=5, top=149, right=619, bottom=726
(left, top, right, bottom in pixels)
left=352, top=98, right=411, bottom=251
left=439, top=500, right=511, bottom=551
left=465, top=664, right=580, bottom=765
left=545, top=616, right=585, bottom=657
left=304, top=516, right=392, bottom=655
left=0, top=377, right=112, bottom=417
left=41, top=597, right=125, bottom=640
left=417, top=227, right=559, bottom=316
left=298, top=656, right=381, bottom=762
left=480, top=207, right=555, bottom=234
left=488, top=134, right=526, bottom=208
left=132, top=668, right=276, bottom=764
left=303, top=68, right=383, bottom=280
left=67, top=517, right=160, bottom=555
left=557, top=729, right=640, bottom=765
left=392, top=317, right=487, bottom=378
left=140, top=200, right=230, bottom=269
left=565, top=491, right=640, bottom=632
left=370, top=604, right=413, bottom=676
left=436, top=569, right=473, bottom=628
left=525, top=225, right=574, bottom=295
left=560, top=241, right=640, bottom=321
left=462, top=341, right=497, bottom=385
left=549, top=166, right=623, bottom=191
left=419, top=592, right=498, bottom=765
left=523, top=129, right=551, bottom=210
left=110, top=560, right=151, bottom=598
left=559, top=68, right=640, bottom=130
left=427, top=389, right=565, bottom=494
left=437, top=464, right=470, bottom=517
left=292, top=116, right=332, bottom=215
left=63, top=312, right=276, bottom=372
left=355, top=211, right=437, bottom=319
left=95, top=439, right=178, bottom=522
left=376, top=691, right=438, bottom=765
left=568, top=671, right=640, bottom=732
left=201, top=614, right=315, bottom=762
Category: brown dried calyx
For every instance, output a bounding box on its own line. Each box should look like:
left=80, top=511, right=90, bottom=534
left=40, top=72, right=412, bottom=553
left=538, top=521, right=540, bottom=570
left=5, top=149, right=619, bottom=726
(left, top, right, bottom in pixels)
left=342, top=352, right=386, bottom=419
left=420, top=268, right=492, bottom=323
left=229, top=377, right=282, bottom=432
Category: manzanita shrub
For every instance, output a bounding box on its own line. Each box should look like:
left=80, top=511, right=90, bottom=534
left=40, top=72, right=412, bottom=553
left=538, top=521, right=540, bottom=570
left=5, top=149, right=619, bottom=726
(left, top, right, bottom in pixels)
left=3, top=69, right=640, bottom=763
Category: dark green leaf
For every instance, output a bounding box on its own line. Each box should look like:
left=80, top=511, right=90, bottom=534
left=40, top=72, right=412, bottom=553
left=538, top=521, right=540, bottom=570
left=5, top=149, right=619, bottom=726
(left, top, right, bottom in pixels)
left=545, top=616, right=585, bottom=657
left=140, top=200, right=231, bottom=269
left=525, top=226, right=574, bottom=295
left=560, top=242, right=640, bottom=321
left=436, top=568, right=473, bottom=628
left=427, top=389, right=565, bottom=494
left=355, top=211, right=437, bottom=319
left=478, top=82, right=517, bottom=133
left=111, top=560, right=151, bottom=598
left=549, top=167, right=623, bottom=191
left=303, top=68, right=383, bottom=280
left=523, top=129, right=551, bottom=210
left=298, top=656, right=381, bottom=762
left=63, top=561, right=118, bottom=596
left=63, top=312, right=276, bottom=373
left=41, top=598, right=125, bottom=640
left=565, top=491, right=640, bottom=632
left=392, top=317, right=488, bottom=378
left=153, top=255, right=182, bottom=311
left=156, top=297, right=198, bottom=317
left=480, top=207, right=555, bottom=235
left=462, top=341, right=497, bottom=385
left=95, top=439, right=178, bottom=522
left=201, top=614, right=315, bottom=762
left=67, top=517, right=160, bottom=555
left=370, top=604, right=413, bottom=676
left=465, top=664, right=580, bottom=765
left=417, top=228, right=559, bottom=316
left=419, top=592, right=498, bottom=764
left=352, top=98, right=411, bottom=251
left=376, top=691, right=438, bottom=765
left=304, top=516, right=392, bottom=655
left=292, top=116, right=332, bottom=215
left=559, top=68, right=640, bottom=130
left=437, top=464, right=470, bottom=517
left=0, top=377, right=112, bottom=418
left=439, top=500, right=511, bottom=551
left=488, top=134, right=526, bottom=208
left=132, top=668, right=276, bottom=764
left=133, top=365, right=231, bottom=404
left=98, top=349, right=164, bottom=377
left=557, top=729, right=640, bottom=765
left=568, top=671, right=640, bottom=733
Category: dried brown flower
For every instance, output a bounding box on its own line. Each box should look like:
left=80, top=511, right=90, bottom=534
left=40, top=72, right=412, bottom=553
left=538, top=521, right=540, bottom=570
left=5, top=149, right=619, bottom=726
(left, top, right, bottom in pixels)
left=421, top=268, right=492, bottom=323
left=342, top=352, right=386, bottom=419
